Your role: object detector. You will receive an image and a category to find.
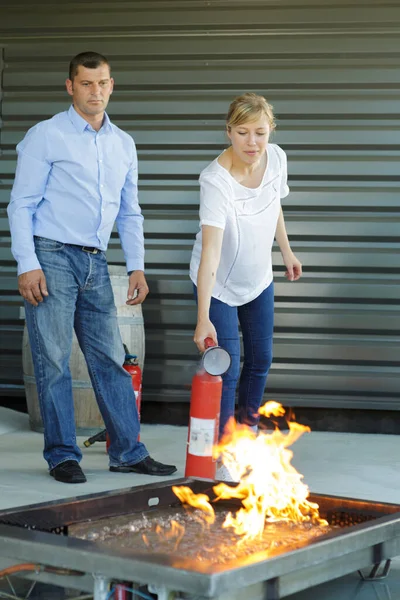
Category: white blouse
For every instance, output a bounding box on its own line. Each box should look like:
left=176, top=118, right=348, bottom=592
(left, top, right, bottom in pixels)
left=190, top=143, right=289, bottom=307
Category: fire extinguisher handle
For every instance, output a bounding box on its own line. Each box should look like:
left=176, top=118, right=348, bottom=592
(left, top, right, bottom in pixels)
left=204, top=337, right=216, bottom=349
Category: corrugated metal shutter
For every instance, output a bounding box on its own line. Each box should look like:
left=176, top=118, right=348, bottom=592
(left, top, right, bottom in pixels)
left=0, top=0, right=399, bottom=411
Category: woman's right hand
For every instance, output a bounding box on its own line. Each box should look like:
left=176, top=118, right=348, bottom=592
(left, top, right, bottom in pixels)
left=194, top=319, right=218, bottom=353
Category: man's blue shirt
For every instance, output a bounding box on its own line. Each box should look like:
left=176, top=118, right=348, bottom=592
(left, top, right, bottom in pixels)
left=8, top=105, right=144, bottom=275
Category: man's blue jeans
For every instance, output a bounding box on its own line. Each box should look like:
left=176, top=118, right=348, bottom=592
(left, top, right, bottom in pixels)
left=24, top=237, right=149, bottom=470
left=194, top=283, right=274, bottom=436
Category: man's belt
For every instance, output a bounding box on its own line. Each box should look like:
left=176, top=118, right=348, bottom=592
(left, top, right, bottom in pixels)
left=67, top=244, right=100, bottom=254
left=81, top=246, right=99, bottom=254
left=34, top=237, right=100, bottom=254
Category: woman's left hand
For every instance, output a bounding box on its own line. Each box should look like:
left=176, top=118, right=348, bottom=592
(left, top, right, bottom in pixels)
left=282, top=251, right=302, bottom=281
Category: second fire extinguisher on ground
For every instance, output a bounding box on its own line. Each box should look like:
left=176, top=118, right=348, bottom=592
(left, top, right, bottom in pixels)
left=106, top=350, right=142, bottom=451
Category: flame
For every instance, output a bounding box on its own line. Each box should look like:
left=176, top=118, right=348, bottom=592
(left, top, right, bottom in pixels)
left=259, top=400, right=286, bottom=418
left=172, top=485, right=215, bottom=527
left=142, top=519, right=185, bottom=551
left=174, top=402, right=327, bottom=543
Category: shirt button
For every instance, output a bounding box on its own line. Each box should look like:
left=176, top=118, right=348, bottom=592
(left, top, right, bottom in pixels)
left=99, top=159, right=103, bottom=163
left=100, top=184, right=104, bottom=188
left=101, top=208, right=105, bottom=212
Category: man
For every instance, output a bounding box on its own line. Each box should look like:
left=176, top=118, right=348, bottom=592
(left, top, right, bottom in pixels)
left=7, top=51, right=177, bottom=483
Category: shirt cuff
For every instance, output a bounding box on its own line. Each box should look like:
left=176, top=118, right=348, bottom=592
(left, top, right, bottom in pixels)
left=126, top=259, right=145, bottom=273
left=17, top=255, right=42, bottom=276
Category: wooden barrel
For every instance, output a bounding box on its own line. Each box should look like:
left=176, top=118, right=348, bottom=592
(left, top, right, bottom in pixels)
left=23, top=265, right=145, bottom=435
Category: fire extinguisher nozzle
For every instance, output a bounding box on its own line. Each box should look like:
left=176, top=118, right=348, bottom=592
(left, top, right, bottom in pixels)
left=82, top=429, right=107, bottom=447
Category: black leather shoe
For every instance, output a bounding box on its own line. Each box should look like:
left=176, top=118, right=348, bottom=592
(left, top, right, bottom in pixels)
left=110, top=456, right=177, bottom=476
left=50, top=460, right=87, bottom=484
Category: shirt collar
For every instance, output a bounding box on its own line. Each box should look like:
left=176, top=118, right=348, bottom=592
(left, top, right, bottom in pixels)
left=102, top=111, right=112, bottom=132
left=68, top=105, right=112, bottom=134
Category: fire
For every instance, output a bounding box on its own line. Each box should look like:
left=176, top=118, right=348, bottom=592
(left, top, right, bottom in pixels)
left=143, top=519, right=185, bottom=551
left=259, top=400, right=286, bottom=418
left=174, top=402, right=327, bottom=542
left=172, top=485, right=215, bottom=528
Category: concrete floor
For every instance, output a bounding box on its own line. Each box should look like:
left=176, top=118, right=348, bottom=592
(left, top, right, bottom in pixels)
left=0, top=406, right=399, bottom=599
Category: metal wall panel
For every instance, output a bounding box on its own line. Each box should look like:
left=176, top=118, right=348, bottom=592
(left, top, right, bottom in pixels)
left=0, top=0, right=399, bottom=410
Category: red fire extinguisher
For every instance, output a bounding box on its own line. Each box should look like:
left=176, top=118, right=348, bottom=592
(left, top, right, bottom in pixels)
left=106, top=351, right=142, bottom=451
left=185, top=338, right=231, bottom=480
left=113, top=583, right=132, bottom=600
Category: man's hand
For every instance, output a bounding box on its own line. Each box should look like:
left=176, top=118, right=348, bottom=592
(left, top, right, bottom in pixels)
left=18, top=269, right=48, bottom=306
left=126, top=270, right=149, bottom=306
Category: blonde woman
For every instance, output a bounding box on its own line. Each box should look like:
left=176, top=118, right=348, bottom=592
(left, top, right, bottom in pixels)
left=190, top=93, right=302, bottom=441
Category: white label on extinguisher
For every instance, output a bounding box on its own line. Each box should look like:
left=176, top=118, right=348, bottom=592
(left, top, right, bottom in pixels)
left=188, top=417, right=215, bottom=457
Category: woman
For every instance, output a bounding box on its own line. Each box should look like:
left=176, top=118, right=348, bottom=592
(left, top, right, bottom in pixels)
left=190, top=92, right=302, bottom=450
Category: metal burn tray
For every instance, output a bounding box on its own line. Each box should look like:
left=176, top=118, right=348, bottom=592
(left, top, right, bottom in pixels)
left=0, top=478, right=399, bottom=599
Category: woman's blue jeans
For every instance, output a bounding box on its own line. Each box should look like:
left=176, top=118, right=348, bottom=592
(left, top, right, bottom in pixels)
left=24, top=237, right=149, bottom=470
left=194, top=283, right=274, bottom=436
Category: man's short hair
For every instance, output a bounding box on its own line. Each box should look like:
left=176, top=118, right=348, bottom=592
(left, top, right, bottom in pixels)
left=69, top=51, right=110, bottom=81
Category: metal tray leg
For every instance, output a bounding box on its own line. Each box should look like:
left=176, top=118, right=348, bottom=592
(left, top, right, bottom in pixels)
left=148, top=584, right=176, bottom=599
left=93, top=574, right=111, bottom=600
left=264, top=577, right=280, bottom=600
left=358, top=559, right=392, bottom=581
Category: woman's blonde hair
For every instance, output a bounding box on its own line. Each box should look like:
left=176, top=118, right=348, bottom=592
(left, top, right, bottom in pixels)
left=226, top=93, right=276, bottom=131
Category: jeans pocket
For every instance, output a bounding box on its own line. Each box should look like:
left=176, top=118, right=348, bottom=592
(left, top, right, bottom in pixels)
left=34, top=237, right=65, bottom=252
